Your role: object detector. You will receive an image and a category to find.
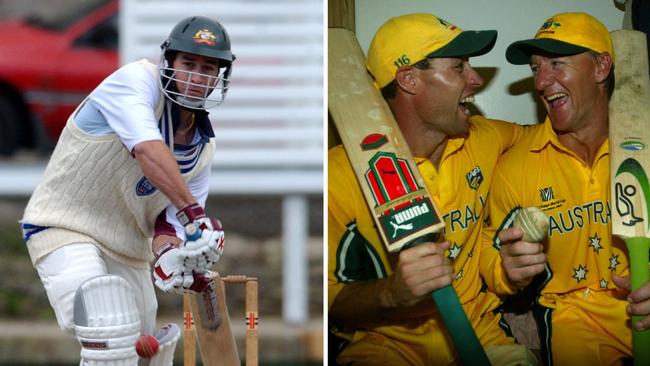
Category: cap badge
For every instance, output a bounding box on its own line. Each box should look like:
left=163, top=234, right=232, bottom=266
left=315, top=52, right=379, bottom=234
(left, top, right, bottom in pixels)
left=193, top=29, right=217, bottom=46
left=536, top=18, right=561, bottom=37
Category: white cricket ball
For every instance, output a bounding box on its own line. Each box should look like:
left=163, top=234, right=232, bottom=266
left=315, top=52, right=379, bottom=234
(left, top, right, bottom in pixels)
left=513, top=206, right=548, bottom=242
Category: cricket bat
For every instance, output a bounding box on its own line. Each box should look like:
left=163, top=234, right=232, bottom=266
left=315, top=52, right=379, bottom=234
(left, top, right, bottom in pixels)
left=328, top=27, right=489, bottom=365
left=188, top=272, right=240, bottom=366
left=609, top=29, right=650, bottom=366
left=183, top=225, right=239, bottom=366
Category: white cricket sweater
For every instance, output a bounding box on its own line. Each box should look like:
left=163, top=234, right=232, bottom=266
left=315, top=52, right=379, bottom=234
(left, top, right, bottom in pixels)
left=22, top=88, right=215, bottom=268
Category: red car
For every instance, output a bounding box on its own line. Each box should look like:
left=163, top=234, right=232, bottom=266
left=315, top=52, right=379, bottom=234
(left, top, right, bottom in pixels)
left=0, top=0, right=118, bottom=155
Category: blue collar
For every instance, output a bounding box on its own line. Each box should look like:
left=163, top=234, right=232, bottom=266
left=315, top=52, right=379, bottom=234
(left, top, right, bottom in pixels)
left=170, top=103, right=215, bottom=141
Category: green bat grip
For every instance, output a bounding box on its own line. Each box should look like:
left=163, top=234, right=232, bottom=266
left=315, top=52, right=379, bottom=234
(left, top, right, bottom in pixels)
left=405, top=235, right=490, bottom=365
left=432, top=285, right=491, bottom=365
left=625, top=237, right=650, bottom=366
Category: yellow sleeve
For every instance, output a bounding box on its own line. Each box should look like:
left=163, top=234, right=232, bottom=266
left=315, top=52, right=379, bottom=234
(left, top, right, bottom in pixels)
left=328, top=144, right=399, bottom=309
left=471, top=116, right=528, bottom=155
left=327, top=146, right=353, bottom=309
left=328, top=146, right=388, bottom=309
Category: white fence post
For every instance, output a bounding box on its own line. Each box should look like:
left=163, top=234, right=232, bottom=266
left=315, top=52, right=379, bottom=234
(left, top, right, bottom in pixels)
left=282, top=194, right=309, bottom=324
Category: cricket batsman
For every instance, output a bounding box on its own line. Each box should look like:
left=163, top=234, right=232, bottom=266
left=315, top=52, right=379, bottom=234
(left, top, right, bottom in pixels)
left=20, top=15, right=233, bottom=365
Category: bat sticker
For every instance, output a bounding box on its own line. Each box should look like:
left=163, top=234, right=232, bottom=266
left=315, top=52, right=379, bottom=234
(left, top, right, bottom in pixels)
left=361, top=133, right=389, bottom=150
left=363, top=151, right=442, bottom=244
left=614, top=158, right=650, bottom=229
left=365, top=151, right=418, bottom=205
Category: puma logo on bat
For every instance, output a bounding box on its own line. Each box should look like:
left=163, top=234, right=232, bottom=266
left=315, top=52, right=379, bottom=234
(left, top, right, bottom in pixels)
left=390, top=221, right=414, bottom=238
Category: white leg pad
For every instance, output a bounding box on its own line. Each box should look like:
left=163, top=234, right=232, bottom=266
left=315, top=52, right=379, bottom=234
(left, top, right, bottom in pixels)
left=74, top=275, right=141, bottom=366
left=146, top=323, right=181, bottom=366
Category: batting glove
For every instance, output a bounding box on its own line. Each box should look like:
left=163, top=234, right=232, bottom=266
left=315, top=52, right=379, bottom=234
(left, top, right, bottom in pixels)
left=152, top=243, right=213, bottom=294
left=176, top=202, right=207, bottom=226
left=178, top=218, right=225, bottom=271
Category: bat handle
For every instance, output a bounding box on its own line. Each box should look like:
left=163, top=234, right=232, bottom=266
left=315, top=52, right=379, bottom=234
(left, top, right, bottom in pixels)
left=185, top=223, right=201, bottom=241
left=625, top=237, right=650, bottom=366
left=432, top=285, right=491, bottom=365
left=403, top=234, right=490, bottom=364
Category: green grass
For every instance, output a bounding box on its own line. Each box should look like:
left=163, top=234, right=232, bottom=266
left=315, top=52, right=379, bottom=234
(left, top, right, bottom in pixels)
left=0, top=222, right=26, bottom=255
left=0, top=222, right=56, bottom=319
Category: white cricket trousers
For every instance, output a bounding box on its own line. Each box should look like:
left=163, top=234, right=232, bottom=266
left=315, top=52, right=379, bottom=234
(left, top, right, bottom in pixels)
left=34, top=243, right=157, bottom=335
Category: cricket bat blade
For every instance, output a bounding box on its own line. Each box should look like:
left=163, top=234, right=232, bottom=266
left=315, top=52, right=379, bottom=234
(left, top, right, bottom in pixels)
left=197, top=275, right=221, bottom=330
left=609, top=29, right=650, bottom=366
left=189, top=272, right=239, bottom=366
left=328, top=27, right=444, bottom=253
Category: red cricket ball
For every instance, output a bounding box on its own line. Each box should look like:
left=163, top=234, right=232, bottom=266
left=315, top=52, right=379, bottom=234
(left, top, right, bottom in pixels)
left=135, top=335, right=159, bottom=358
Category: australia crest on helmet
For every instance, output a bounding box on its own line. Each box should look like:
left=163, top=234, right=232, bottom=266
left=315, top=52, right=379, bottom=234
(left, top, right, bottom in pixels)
left=193, top=28, right=217, bottom=46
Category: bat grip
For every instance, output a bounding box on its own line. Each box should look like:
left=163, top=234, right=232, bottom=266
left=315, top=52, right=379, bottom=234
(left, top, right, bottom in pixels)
left=432, top=286, right=491, bottom=365
left=185, top=223, right=201, bottom=241
left=625, top=237, right=650, bottom=366
left=403, top=234, right=490, bottom=365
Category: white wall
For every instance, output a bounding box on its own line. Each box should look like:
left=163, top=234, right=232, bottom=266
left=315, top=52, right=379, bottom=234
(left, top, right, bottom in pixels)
left=354, top=0, right=625, bottom=125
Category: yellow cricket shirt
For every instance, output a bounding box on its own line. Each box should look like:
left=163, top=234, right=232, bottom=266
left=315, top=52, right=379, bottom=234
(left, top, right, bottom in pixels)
left=481, top=118, right=630, bottom=307
left=329, top=115, right=525, bottom=315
